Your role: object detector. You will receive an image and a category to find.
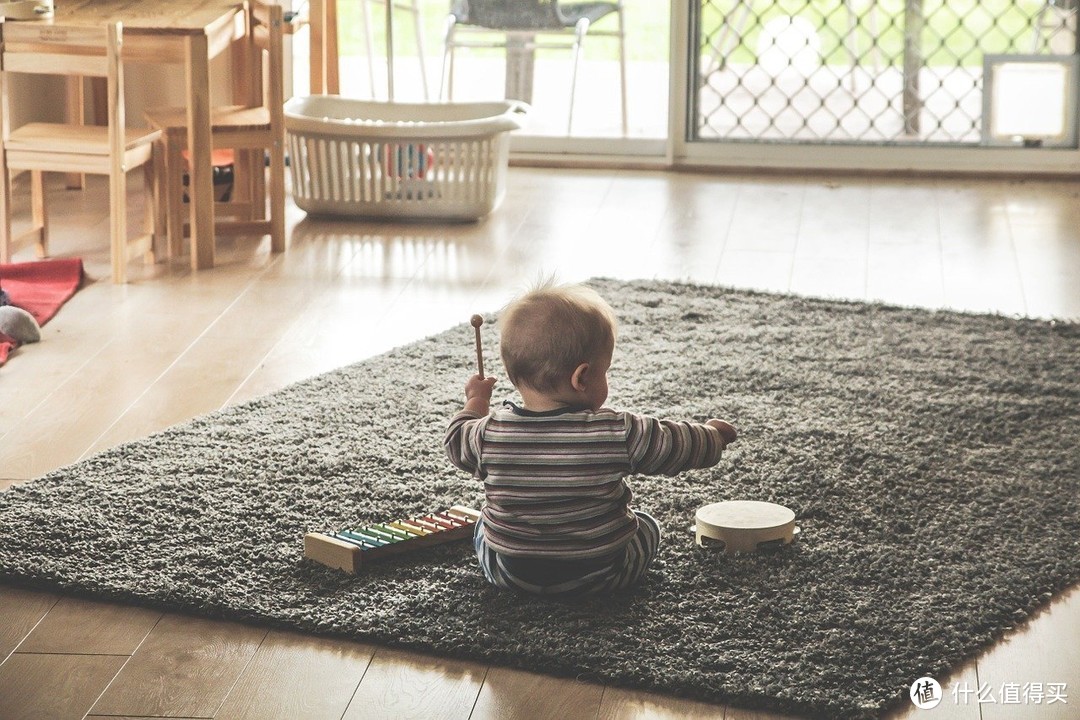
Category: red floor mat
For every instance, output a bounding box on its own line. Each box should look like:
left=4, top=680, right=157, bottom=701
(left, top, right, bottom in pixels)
left=0, top=258, right=84, bottom=366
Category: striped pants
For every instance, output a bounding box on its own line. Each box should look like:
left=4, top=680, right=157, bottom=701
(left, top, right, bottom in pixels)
left=473, top=512, right=662, bottom=598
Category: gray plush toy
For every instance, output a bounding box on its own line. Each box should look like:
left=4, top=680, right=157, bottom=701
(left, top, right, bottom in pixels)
left=0, top=306, right=41, bottom=343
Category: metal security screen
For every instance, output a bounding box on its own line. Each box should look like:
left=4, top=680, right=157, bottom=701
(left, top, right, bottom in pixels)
left=692, top=0, right=1079, bottom=144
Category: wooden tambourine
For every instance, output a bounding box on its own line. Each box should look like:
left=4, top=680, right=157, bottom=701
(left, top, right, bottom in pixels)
left=694, top=500, right=800, bottom=554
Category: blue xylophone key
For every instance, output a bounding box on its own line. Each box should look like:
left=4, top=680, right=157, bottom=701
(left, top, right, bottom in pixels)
left=341, top=529, right=389, bottom=547
left=334, top=532, right=380, bottom=549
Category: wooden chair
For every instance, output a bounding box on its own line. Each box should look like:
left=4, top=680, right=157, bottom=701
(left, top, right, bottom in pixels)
left=0, top=21, right=160, bottom=284
left=144, top=0, right=286, bottom=259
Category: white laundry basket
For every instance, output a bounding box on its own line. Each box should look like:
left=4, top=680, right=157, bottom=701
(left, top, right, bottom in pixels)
left=284, top=97, right=528, bottom=221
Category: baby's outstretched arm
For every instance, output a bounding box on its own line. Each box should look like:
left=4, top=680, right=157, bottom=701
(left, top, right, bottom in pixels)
left=706, top=419, right=738, bottom=447
left=627, top=414, right=737, bottom=476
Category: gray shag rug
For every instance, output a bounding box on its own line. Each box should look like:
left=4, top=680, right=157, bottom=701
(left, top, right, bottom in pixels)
left=2, top=278, right=1078, bottom=719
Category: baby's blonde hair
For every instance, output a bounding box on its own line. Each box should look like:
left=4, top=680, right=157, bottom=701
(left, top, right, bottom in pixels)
left=499, top=279, right=617, bottom=392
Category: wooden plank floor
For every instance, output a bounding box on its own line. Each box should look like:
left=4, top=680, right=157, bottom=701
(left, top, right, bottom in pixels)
left=1, top=167, right=1078, bottom=719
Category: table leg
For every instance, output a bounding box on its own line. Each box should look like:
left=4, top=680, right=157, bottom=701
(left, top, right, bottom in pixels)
left=309, top=0, right=339, bottom=94
left=310, top=0, right=324, bottom=93
left=63, top=78, right=110, bottom=190
left=326, top=0, right=339, bottom=94
left=186, top=33, right=215, bottom=270
left=231, top=18, right=259, bottom=221
left=64, top=78, right=84, bottom=190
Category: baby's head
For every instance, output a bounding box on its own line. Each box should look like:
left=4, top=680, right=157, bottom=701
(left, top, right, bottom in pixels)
left=500, top=280, right=617, bottom=409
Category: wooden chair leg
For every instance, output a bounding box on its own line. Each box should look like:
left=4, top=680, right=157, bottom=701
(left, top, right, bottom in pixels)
left=250, top=150, right=266, bottom=221
left=232, top=147, right=260, bottom=220
left=64, top=76, right=86, bottom=191
left=30, top=170, right=48, bottom=258
left=142, top=161, right=157, bottom=266
left=110, top=168, right=127, bottom=284
left=152, top=137, right=169, bottom=259
left=0, top=165, right=11, bottom=264
left=166, top=136, right=185, bottom=257
left=269, top=142, right=285, bottom=253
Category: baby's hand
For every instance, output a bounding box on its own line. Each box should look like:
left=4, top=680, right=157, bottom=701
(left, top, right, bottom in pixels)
left=706, top=419, right=738, bottom=446
left=465, top=373, right=496, bottom=402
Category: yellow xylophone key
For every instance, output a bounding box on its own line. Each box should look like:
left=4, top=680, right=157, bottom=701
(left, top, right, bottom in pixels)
left=389, top=520, right=430, bottom=536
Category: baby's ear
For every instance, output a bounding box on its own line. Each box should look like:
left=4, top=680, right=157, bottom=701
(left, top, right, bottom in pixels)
left=570, top=362, right=590, bottom=391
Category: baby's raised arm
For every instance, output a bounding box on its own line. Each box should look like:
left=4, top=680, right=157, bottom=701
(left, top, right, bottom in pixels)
left=462, top=373, right=496, bottom=417
left=445, top=373, right=495, bottom=477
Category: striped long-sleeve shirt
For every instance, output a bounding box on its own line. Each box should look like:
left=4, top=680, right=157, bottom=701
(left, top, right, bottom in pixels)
left=445, top=401, right=727, bottom=560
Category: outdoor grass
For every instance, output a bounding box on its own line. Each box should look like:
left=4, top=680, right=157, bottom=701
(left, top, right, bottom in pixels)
left=333, top=0, right=1051, bottom=67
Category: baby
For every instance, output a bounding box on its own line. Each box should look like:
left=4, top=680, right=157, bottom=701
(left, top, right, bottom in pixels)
left=445, top=280, right=738, bottom=598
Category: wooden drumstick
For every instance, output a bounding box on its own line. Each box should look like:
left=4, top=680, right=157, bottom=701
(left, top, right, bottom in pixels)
left=470, top=314, right=485, bottom=378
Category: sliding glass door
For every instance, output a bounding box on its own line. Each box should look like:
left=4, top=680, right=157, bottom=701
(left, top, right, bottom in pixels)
left=673, top=0, right=1080, bottom=172
left=285, top=1, right=1080, bottom=172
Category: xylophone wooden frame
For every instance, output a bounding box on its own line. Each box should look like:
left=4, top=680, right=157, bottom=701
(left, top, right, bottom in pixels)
left=304, top=505, right=482, bottom=573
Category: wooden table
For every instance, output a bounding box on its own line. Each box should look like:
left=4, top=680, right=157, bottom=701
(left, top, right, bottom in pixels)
left=44, top=0, right=248, bottom=270
left=307, top=0, right=339, bottom=94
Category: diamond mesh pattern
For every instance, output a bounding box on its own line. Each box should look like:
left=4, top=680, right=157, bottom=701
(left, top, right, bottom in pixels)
left=694, top=0, right=1077, bottom=144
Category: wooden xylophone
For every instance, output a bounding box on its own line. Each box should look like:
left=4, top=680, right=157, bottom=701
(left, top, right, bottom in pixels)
left=304, top=505, right=482, bottom=574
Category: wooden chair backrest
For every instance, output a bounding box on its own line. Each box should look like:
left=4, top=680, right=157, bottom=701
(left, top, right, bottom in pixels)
left=247, top=2, right=284, bottom=139
left=1, top=22, right=117, bottom=78
left=0, top=21, right=126, bottom=158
